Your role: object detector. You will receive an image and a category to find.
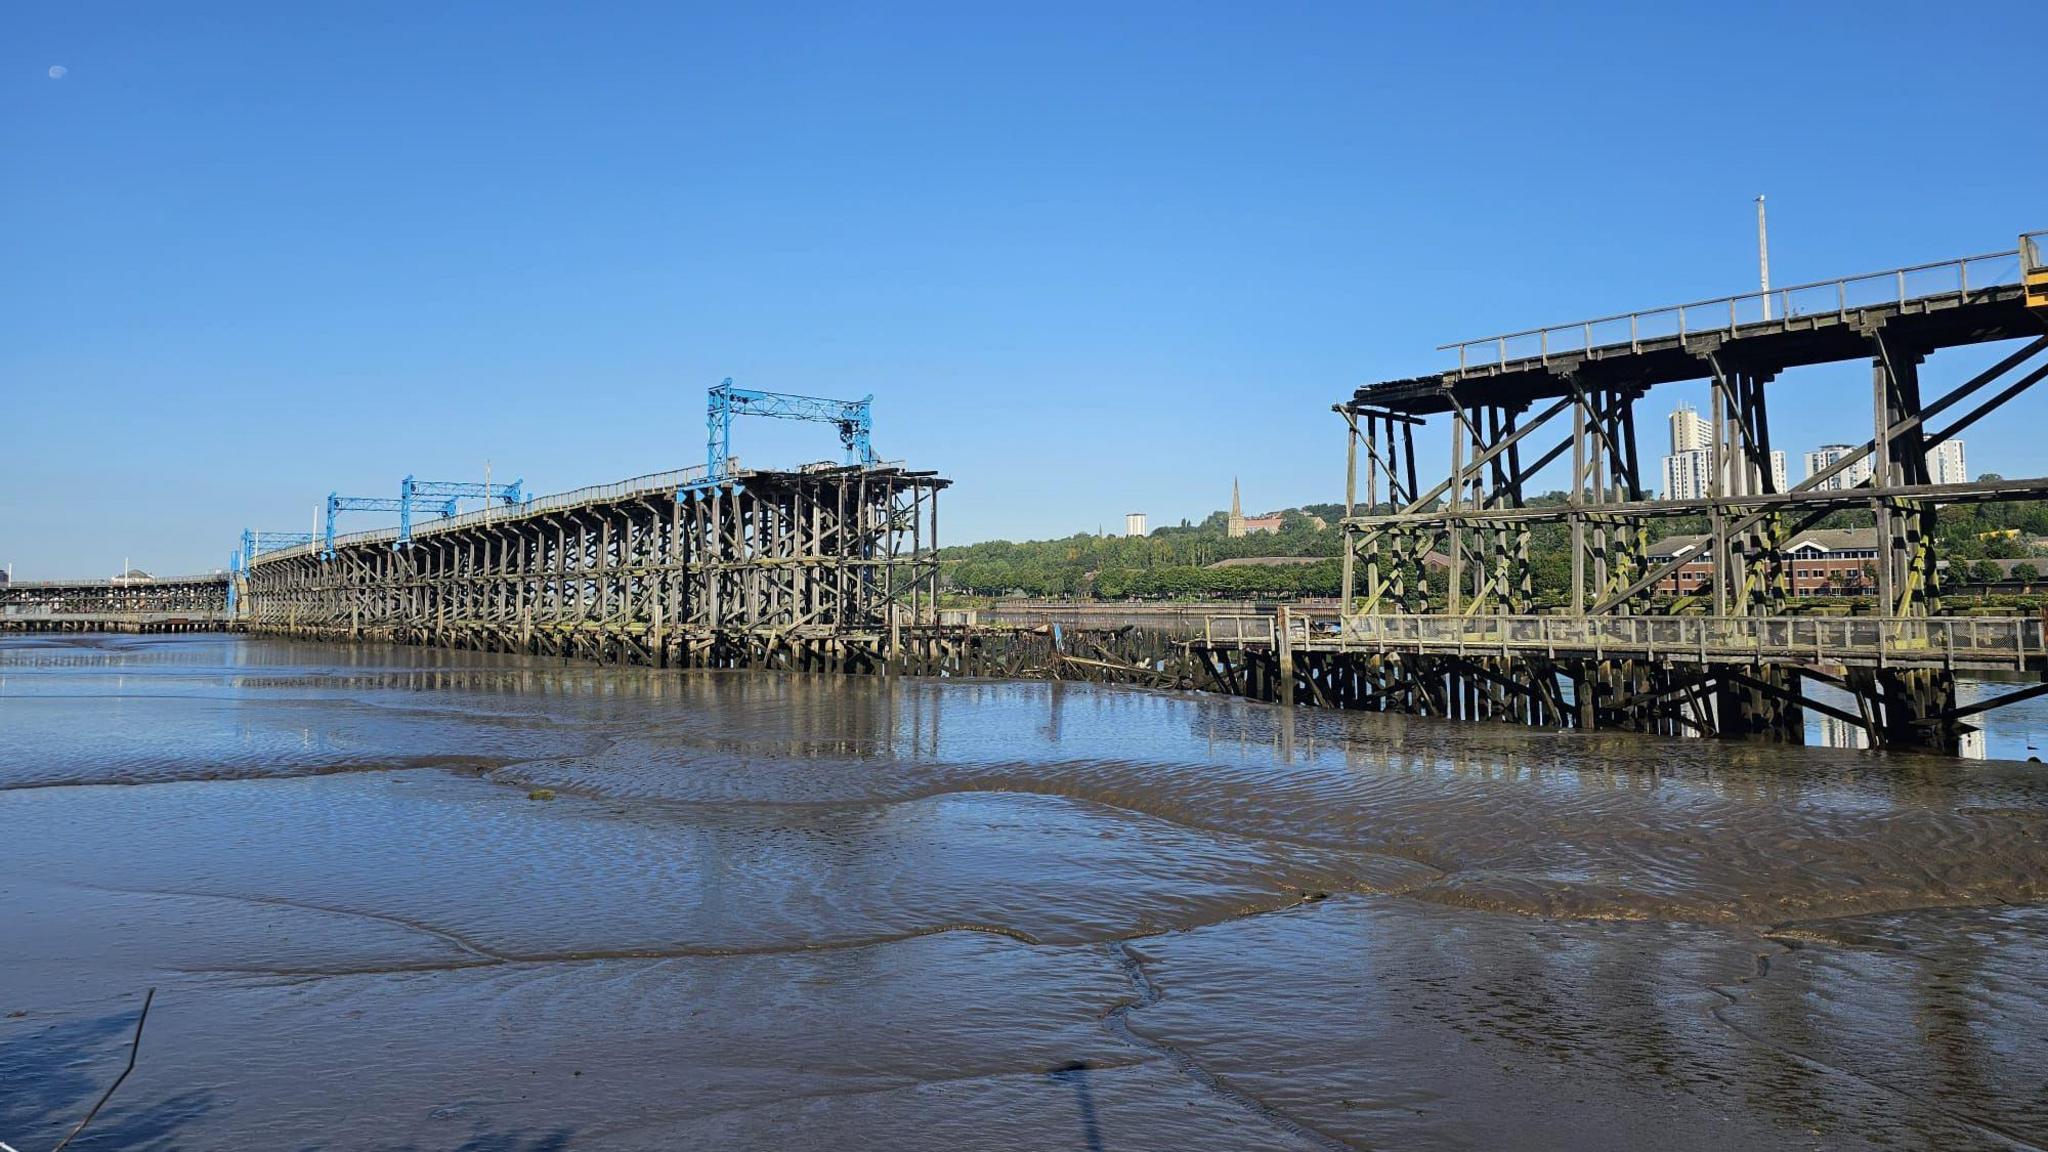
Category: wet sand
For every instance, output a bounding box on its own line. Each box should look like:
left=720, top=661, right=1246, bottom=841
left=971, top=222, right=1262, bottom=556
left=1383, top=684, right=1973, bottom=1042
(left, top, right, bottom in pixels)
left=3, top=634, right=2045, bottom=1150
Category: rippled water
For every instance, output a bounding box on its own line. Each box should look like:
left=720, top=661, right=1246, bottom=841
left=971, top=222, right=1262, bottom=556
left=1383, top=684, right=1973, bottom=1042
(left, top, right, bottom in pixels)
left=1807, top=675, right=2048, bottom=761
left=3, top=634, right=2045, bottom=1150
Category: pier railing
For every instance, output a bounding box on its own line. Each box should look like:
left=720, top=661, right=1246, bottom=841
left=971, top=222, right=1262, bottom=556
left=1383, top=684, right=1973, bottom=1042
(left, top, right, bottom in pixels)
left=1440, top=243, right=2030, bottom=371
left=1, top=573, right=227, bottom=591
left=1204, top=615, right=1276, bottom=645
left=1314, top=613, right=2046, bottom=671
left=407, top=465, right=713, bottom=543
left=251, top=464, right=721, bottom=563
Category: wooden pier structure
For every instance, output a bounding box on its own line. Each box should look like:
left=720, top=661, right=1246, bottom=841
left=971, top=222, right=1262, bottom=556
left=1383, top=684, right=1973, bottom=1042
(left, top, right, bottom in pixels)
left=1186, top=232, right=2048, bottom=752
left=16, top=241, right=2048, bottom=756
left=240, top=463, right=950, bottom=671
left=0, top=574, right=234, bottom=633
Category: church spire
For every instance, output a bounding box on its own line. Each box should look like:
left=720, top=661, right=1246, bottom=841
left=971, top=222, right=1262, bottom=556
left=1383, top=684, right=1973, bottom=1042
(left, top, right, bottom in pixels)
left=1231, top=477, right=1241, bottom=517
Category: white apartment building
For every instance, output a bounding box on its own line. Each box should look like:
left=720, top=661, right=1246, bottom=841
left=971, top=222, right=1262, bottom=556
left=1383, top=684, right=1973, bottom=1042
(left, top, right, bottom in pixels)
left=1669, top=402, right=1711, bottom=453
left=1124, top=512, right=1148, bottom=537
left=1804, top=441, right=1965, bottom=489
left=1927, top=440, right=1968, bottom=486
left=1662, top=448, right=1714, bottom=500
left=1661, top=402, right=1787, bottom=498
left=1661, top=403, right=1713, bottom=499
left=1804, top=444, right=1876, bottom=490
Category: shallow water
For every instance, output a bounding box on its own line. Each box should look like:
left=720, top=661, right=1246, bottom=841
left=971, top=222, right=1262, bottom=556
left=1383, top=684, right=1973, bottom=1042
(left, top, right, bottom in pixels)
left=1807, top=674, right=2048, bottom=761
left=3, top=634, right=2045, bottom=1150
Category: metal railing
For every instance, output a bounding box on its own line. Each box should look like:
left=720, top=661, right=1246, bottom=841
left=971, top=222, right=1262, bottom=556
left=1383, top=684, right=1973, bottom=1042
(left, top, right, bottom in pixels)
left=407, top=464, right=712, bottom=543
left=1440, top=242, right=2031, bottom=371
left=1, top=573, right=228, bottom=590
left=1, top=608, right=233, bottom=620
left=250, top=464, right=720, bottom=565
left=1326, top=613, right=2044, bottom=668
left=255, top=524, right=399, bottom=563
left=1204, top=615, right=1276, bottom=645
left=245, top=454, right=931, bottom=567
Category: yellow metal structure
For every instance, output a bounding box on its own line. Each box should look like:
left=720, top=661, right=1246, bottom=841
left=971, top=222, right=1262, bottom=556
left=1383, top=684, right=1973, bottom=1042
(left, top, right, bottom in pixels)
left=2025, top=231, right=2048, bottom=313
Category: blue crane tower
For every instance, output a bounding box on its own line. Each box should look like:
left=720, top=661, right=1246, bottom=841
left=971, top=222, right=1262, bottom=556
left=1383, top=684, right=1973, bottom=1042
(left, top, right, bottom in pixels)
left=323, top=475, right=524, bottom=556
left=706, top=378, right=873, bottom=483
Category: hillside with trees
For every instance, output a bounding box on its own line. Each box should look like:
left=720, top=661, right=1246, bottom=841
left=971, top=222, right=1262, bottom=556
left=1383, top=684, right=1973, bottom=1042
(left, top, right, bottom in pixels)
left=942, top=507, right=1343, bottom=599
left=942, top=481, right=2048, bottom=603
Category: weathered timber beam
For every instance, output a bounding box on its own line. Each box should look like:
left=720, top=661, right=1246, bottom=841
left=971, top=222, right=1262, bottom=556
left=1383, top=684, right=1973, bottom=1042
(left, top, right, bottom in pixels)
left=1907, top=680, right=2048, bottom=728
left=1345, top=476, right=2048, bottom=530
left=1721, top=668, right=1869, bottom=735
left=1396, top=393, right=1574, bottom=515
left=1572, top=341, right=2048, bottom=610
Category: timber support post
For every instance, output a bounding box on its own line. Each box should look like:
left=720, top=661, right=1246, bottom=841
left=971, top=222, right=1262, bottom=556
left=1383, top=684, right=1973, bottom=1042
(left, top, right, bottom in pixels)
left=1305, top=233, right=2048, bottom=755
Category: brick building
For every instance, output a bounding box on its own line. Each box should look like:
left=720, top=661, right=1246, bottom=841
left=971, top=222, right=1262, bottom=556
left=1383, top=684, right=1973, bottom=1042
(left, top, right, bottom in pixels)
left=1649, top=529, right=1881, bottom=598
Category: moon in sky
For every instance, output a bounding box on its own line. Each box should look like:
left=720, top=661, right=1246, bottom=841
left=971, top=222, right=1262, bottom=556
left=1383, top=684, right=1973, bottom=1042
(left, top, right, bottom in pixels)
left=49, top=65, right=67, bottom=79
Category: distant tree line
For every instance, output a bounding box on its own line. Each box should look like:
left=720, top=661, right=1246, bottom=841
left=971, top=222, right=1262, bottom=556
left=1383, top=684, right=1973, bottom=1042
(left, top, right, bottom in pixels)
left=943, top=508, right=1341, bottom=599
left=943, top=480, right=2048, bottom=601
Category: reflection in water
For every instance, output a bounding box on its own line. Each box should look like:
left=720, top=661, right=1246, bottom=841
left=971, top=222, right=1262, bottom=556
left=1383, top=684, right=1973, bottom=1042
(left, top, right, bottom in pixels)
left=1, top=633, right=2045, bottom=1150
left=1808, top=676, right=2044, bottom=761
left=1816, top=714, right=1871, bottom=751
left=1822, top=717, right=1997, bottom=760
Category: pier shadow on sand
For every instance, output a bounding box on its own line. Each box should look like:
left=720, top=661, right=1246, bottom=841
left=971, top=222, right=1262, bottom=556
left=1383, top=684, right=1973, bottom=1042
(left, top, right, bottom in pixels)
left=1049, top=1060, right=1107, bottom=1152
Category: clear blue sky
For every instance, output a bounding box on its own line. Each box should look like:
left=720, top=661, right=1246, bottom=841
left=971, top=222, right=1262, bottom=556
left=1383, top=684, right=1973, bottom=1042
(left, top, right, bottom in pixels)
left=5, top=2, right=2044, bottom=577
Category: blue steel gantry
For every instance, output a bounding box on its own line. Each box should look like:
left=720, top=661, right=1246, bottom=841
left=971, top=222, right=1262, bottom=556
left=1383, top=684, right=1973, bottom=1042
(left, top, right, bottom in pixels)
left=323, top=494, right=410, bottom=557
left=258, top=380, right=878, bottom=569
left=233, top=530, right=321, bottom=610
left=240, top=530, right=317, bottom=564
left=706, top=379, right=873, bottom=482
left=399, top=476, right=522, bottom=543
left=322, top=476, right=524, bottom=556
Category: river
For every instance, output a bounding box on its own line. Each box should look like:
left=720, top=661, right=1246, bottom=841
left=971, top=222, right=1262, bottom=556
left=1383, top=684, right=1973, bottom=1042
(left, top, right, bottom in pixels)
left=3, top=633, right=2045, bottom=1150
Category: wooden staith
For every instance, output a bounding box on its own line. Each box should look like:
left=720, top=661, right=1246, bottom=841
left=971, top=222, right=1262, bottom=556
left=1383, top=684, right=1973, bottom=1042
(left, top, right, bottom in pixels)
left=1, top=574, right=234, bottom=634
left=240, top=464, right=950, bottom=672
left=1328, top=236, right=2048, bottom=756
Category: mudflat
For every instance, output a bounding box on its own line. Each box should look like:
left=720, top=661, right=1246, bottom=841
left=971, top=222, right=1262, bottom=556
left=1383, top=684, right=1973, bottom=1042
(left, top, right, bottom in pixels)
left=3, top=634, right=2044, bottom=1150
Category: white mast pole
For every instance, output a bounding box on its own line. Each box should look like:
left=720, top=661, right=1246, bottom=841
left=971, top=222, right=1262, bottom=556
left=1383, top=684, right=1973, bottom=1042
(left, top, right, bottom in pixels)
left=1757, top=195, right=1771, bottom=321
